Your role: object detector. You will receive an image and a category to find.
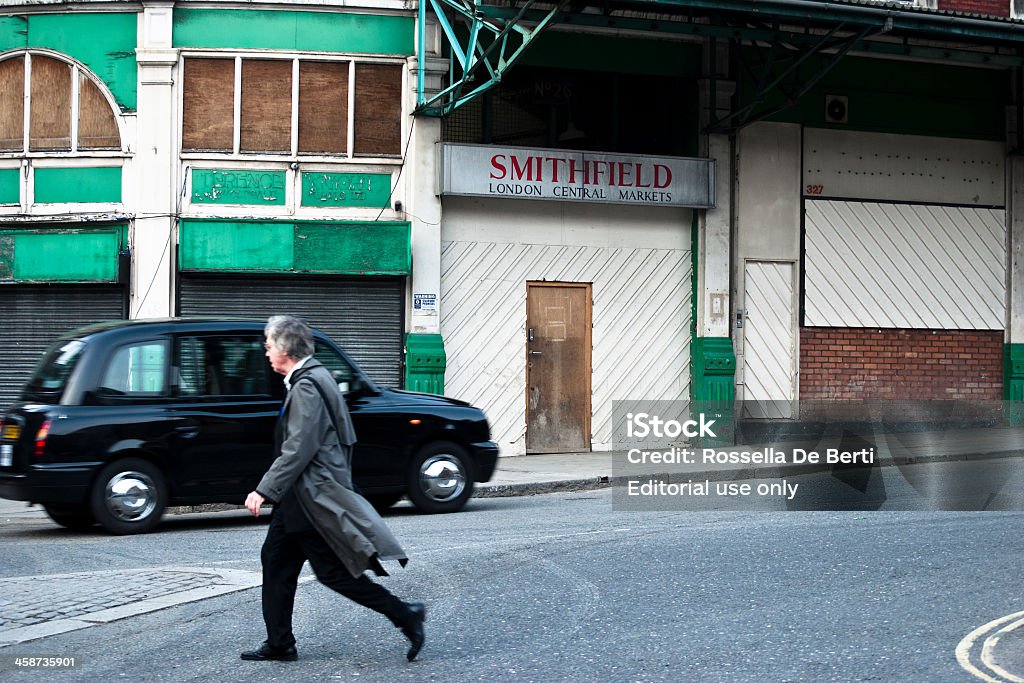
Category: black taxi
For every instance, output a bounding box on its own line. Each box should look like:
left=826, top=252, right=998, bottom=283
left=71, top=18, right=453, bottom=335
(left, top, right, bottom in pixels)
left=0, top=319, right=498, bottom=534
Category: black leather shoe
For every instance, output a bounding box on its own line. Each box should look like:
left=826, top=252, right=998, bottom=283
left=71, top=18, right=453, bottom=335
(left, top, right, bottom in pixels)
left=240, top=642, right=298, bottom=662
left=402, top=602, right=426, bottom=662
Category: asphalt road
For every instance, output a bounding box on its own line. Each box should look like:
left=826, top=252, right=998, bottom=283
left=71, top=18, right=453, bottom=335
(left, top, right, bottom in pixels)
left=1, top=488, right=1022, bottom=682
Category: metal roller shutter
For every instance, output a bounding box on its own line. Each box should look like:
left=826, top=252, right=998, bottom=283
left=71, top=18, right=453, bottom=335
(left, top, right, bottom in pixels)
left=178, top=276, right=405, bottom=388
left=0, top=285, right=125, bottom=407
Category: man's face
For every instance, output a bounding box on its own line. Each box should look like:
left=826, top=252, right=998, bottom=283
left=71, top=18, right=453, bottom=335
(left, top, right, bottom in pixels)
left=264, top=338, right=290, bottom=376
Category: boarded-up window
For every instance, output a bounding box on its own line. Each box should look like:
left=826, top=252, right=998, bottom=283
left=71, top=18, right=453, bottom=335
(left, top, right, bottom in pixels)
left=0, top=56, right=24, bottom=151
left=181, top=56, right=403, bottom=157
left=0, top=52, right=121, bottom=154
left=353, top=64, right=402, bottom=156
left=240, top=60, right=292, bottom=153
left=182, top=58, right=234, bottom=152
left=78, top=74, right=119, bottom=149
left=29, top=55, right=71, bottom=151
left=298, top=61, right=348, bottom=155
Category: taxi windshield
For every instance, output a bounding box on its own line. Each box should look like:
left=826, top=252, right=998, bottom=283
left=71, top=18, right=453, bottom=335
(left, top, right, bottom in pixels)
left=23, top=339, right=86, bottom=403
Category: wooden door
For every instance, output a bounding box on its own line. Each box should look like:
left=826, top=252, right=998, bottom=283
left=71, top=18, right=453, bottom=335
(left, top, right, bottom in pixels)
left=526, top=282, right=591, bottom=453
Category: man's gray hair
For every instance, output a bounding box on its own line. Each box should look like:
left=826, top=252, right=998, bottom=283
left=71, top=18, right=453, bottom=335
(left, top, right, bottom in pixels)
left=265, top=315, right=315, bottom=360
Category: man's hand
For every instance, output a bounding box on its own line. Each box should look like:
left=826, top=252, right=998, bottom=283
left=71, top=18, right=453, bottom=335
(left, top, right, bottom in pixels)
left=245, top=491, right=266, bottom=517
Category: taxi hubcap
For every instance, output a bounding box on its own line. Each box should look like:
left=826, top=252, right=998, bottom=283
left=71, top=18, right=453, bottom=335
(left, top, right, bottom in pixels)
left=105, top=471, right=158, bottom=522
left=418, top=455, right=466, bottom=503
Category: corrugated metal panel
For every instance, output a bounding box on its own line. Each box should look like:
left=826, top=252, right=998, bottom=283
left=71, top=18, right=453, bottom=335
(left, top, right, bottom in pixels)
left=441, top=242, right=691, bottom=454
left=0, top=285, right=125, bottom=408
left=805, top=200, right=1005, bottom=330
left=742, top=262, right=795, bottom=417
left=178, top=276, right=404, bottom=388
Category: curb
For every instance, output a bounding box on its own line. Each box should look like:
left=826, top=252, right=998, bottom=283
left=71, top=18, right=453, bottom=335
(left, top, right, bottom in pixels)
left=474, top=477, right=611, bottom=498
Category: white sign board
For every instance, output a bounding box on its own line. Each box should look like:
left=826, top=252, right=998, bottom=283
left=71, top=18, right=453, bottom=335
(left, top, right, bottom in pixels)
left=440, top=143, right=715, bottom=208
left=413, top=293, right=437, bottom=312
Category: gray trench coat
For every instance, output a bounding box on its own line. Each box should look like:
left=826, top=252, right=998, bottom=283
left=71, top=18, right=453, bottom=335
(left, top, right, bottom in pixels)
left=255, top=359, right=408, bottom=578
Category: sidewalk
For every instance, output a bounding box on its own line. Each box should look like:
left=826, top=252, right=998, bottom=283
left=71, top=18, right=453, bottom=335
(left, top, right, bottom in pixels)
left=475, top=450, right=612, bottom=497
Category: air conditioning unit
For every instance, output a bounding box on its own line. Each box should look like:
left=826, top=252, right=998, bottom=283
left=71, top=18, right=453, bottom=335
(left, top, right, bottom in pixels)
left=825, top=95, right=848, bottom=124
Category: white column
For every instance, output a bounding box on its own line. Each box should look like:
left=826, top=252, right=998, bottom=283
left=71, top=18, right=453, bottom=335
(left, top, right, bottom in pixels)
left=1009, top=155, right=1024, bottom=344
left=698, top=133, right=732, bottom=337
left=405, top=43, right=446, bottom=334
left=406, top=115, right=442, bottom=334
left=131, top=1, right=178, bottom=318
left=696, top=70, right=736, bottom=338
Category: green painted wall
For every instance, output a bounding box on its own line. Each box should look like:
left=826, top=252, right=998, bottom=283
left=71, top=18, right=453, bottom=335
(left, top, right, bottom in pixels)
left=179, top=220, right=411, bottom=275
left=181, top=221, right=293, bottom=271
left=0, top=227, right=123, bottom=282
left=741, top=53, right=1006, bottom=140
left=301, top=172, right=392, bottom=208
left=0, top=13, right=137, bottom=112
left=34, top=167, right=122, bottom=204
left=0, top=169, right=18, bottom=204
left=174, top=9, right=414, bottom=55
left=192, top=169, right=287, bottom=206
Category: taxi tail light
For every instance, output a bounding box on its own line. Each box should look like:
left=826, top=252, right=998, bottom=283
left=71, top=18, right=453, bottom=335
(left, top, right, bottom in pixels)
left=34, top=420, right=51, bottom=458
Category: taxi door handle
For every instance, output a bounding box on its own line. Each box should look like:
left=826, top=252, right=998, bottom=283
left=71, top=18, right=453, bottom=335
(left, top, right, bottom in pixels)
left=176, top=425, right=200, bottom=439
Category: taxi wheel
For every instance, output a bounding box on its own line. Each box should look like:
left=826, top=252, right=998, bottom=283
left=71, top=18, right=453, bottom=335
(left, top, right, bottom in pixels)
left=43, top=504, right=96, bottom=530
left=406, top=441, right=474, bottom=514
left=90, top=458, right=167, bottom=535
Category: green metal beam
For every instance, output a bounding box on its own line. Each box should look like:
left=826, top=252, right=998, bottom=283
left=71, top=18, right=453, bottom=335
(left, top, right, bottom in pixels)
left=416, top=0, right=571, bottom=116
left=628, top=0, right=1024, bottom=45
left=416, top=0, right=1024, bottom=118
left=710, top=23, right=877, bottom=133
left=482, top=4, right=1024, bottom=67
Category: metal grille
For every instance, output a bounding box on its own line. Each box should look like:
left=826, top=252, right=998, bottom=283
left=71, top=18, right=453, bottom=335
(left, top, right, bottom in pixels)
left=442, top=97, right=483, bottom=143
left=804, top=200, right=1006, bottom=330
left=0, top=285, right=125, bottom=408
left=178, top=276, right=405, bottom=388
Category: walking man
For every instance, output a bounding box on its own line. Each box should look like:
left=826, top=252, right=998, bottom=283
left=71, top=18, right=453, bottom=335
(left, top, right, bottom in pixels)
left=241, top=315, right=425, bottom=663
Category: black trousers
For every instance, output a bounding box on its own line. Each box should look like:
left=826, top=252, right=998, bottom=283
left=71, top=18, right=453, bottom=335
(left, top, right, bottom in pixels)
left=260, top=512, right=412, bottom=649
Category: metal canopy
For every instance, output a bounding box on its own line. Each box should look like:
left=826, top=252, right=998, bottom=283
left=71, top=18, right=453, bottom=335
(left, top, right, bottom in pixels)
left=416, top=0, right=572, bottom=116
left=416, top=0, right=1024, bottom=123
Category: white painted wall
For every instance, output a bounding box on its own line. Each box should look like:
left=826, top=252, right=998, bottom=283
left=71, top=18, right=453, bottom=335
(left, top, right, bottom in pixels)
left=736, top=122, right=802, bottom=262
left=441, top=197, right=691, bottom=456
left=804, top=128, right=1005, bottom=206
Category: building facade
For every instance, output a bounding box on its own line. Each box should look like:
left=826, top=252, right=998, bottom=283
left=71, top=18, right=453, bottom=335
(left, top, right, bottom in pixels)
left=2, top=0, right=1023, bottom=457
left=0, top=1, right=436, bottom=405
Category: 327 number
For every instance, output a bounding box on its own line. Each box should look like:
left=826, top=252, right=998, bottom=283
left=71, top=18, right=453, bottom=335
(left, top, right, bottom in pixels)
left=805, top=184, right=824, bottom=195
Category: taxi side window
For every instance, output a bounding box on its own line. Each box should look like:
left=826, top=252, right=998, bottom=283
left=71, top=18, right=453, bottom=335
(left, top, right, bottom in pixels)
left=177, top=336, right=269, bottom=397
left=98, top=341, right=168, bottom=396
left=314, top=340, right=355, bottom=392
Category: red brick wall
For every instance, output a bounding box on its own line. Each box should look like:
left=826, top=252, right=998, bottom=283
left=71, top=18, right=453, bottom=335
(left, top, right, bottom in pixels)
left=799, top=327, right=1003, bottom=400
left=937, top=0, right=1009, bottom=17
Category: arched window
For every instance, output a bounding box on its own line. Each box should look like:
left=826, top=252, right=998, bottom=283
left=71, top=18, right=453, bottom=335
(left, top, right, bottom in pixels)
left=0, top=51, right=121, bottom=154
